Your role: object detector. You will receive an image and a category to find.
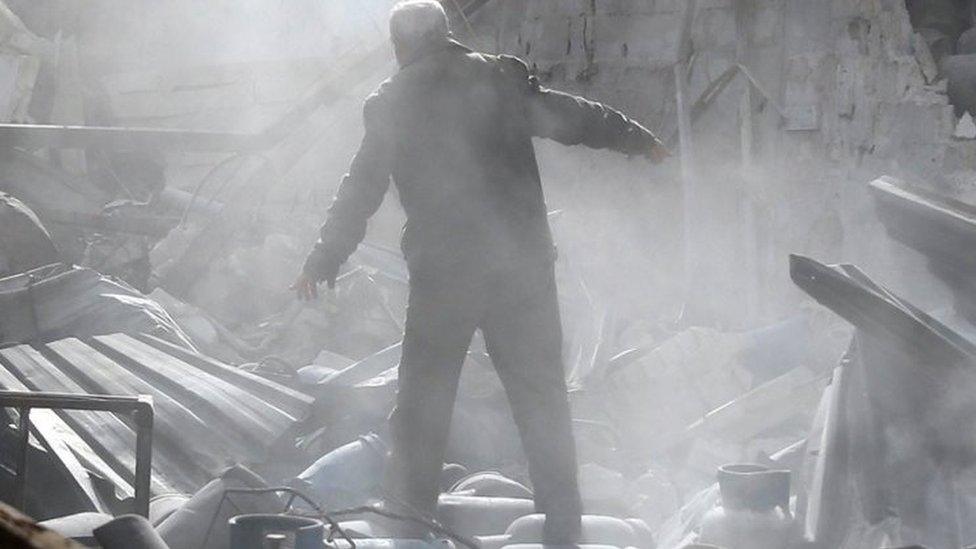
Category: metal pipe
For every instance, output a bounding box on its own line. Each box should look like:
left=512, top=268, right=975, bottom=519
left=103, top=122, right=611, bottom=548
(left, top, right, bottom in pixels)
left=14, top=407, right=29, bottom=511
left=133, top=403, right=154, bottom=518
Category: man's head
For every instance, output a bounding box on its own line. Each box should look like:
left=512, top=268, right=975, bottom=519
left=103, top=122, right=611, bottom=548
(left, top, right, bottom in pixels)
left=389, top=0, right=451, bottom=67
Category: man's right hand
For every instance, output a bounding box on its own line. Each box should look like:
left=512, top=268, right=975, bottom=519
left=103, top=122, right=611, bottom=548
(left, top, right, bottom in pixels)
left=291, top=272, right=321, bottom=301
left=295, top=248, right=343, bottom=300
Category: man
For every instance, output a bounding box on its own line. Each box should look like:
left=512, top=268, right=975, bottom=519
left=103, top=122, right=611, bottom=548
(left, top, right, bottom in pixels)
left=294, top=0, right=668, bottom=542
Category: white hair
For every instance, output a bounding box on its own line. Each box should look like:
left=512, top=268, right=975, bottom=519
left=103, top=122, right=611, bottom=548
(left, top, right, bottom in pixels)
left=389, top=0, right=449, bottom=46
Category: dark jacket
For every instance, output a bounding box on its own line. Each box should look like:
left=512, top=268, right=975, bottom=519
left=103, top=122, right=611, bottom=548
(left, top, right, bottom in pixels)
left=305, top=40, right=661, bottom=280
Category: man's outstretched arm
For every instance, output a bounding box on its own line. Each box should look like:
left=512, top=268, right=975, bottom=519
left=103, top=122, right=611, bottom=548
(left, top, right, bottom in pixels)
left=295, top=93, right=393, bottom=299
left=500, top=56, right=668, bottom=161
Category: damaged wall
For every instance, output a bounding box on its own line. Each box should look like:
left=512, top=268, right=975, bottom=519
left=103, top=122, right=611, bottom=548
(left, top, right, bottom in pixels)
left=454, top=0, right=975, bottom=327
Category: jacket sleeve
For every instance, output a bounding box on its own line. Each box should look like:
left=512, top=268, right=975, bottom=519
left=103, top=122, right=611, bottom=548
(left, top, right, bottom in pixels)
left=498, top=56, right=662, bottom=156
left=304, top=92, right=394, bottom=280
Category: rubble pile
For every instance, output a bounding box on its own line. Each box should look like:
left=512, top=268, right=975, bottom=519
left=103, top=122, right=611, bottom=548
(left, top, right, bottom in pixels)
left=0, top=186, right=848, bottom=549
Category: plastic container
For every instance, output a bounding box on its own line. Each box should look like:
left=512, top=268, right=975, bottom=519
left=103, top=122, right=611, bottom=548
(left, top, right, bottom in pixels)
left=436, top=494, right=535, bottom=537
left=330, top=539, right=455, bottom=549
left=293, top=433, right=387, bottom=508
left=94, top=514, right=170, bottom=549
left=156, top=466, right=282, bottom=549
left=451, top=471, right=533, bottom=499
left=149, top=493, right=190, bottom=526
left=505, top=514, right=639, bottom=547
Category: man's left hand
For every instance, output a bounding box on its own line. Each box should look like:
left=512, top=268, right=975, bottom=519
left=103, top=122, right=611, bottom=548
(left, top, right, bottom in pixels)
left=649, top=141, right=671, bottom=164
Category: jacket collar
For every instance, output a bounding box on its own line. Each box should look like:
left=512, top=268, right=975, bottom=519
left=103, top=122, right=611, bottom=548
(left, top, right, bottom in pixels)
left=398, top=37, right=472, bottom=69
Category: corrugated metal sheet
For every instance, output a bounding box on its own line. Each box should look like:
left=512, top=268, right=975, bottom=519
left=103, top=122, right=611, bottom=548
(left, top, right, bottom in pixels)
left=0, top=333, right=313, bottom=509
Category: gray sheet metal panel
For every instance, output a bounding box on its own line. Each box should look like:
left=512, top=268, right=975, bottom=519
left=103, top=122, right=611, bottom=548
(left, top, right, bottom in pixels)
left=0, top=364, right=121, bottom=512
left=89, top=334, right=291, bottom=450
left=136, top=333, right=313, bottom=420
left=0, top=345, right=180, bottom=494
left=41, top=338, right=226, bottom=481
left=0, top=333, right=313, bottom=501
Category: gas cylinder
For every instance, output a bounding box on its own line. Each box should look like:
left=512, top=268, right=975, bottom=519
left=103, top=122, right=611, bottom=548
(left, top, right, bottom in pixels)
left=699, top=464, right=793, bottom=549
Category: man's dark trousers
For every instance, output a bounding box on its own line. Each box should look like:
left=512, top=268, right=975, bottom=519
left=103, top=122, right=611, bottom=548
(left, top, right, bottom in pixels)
left=385, top=259, right=582, bottom=541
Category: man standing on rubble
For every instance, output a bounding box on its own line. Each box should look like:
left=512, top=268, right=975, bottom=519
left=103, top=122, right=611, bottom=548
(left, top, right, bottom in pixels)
left=294, top=0, right=669, bottom=542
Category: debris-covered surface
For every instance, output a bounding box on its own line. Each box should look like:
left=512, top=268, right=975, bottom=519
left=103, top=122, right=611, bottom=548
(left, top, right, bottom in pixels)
left=2, top=0, right=976, bottom=548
